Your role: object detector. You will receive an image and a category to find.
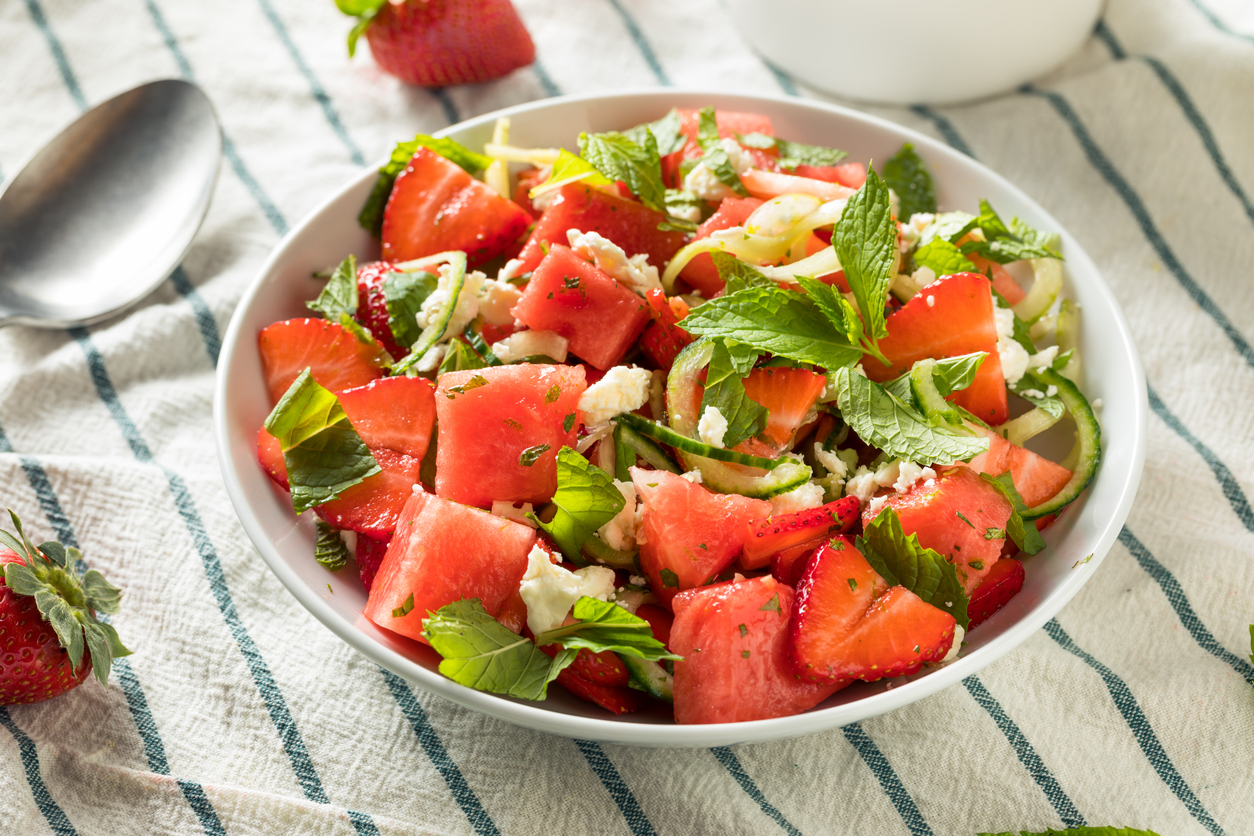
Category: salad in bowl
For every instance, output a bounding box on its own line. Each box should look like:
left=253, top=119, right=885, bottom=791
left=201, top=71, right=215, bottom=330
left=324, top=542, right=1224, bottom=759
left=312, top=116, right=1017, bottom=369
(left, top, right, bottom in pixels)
left=215, top=92, right=1144, bottom=746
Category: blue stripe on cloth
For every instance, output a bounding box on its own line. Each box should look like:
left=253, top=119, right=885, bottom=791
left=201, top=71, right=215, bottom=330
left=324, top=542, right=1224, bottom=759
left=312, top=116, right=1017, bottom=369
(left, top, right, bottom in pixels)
left=765, top=64, right=799, bottom=97
left=142, top=0, right=288, bottom=235
left=604, top=0, right=670, bottom=85
left=253, top=0, right=366, bottom=167
left=1023, top=84, right=1254, bottom=371
left=168, top=267, right=222, bottom=367
left=1095, top=22, right=1254, bottom=230
left=1117, top=527, right=1254, bottom=684
left=1042, top=619, right=1227, bottom=836
left=709, top=747, right=802, bottom=836
left=909, top=105, right=975, bottom=157
left=21, top=0, right=86, bottom=109
left=0, top=708, right=78, bottom=835
left=1186, top=0, right=1254, bottom=45
left=532, top=58, right=561, bottom=99
left=961, top=677, right=1086, bottom=828
left=0, top=423, right=227, bottom=835
left=432, top=88, right=461, bottom=126
left=68, top=329, right=383, bottom=836
left=840, top=722, right=933, bottom=836
left=1148, top=385, right=1254, bottom=533
left=379, top=670, right=500, bottom=836
left=573, top=740, right=658, bottom=836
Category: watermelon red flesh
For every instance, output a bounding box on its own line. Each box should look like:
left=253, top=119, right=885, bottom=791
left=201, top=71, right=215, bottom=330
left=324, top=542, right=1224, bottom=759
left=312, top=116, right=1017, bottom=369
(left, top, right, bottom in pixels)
left=364, top=489, right=537, bottom=643
left=967, top=557, right=1025, bottom=629
left=631, top=467, right=772, bottom=606
left=678, top=196, right=764, bottom=296
left=968, top=253, right=1026, bottom=305
left=434, top=364, right=586, bottom=507
left=867, top=466, right=1014, bottom=594
left=793, top=162, right=867, bottom=189
left=965, top=427, right=1072, bottom=509
left=670, top=576, right=843, bottom=724
left=336, top=377, right=436, bottom=462
left=514, top=166, right=550, bottom=218
left=859, top=271, right=1008, bottom=425
left=788, top=538, right=956, bottom=684
left=314, top=448, right=422, bottom=538
left=380, top=147, right=531, bottom=268
left=740, top=496, right=860, bottom=570
left=740, top=366, right=827, bottom=456
left=513, top=184, right=686, bottom=274
left=356, top=533, right=391, bottom=592
left=355, top=260, right=406, bottom=358
left=258, top=319, right=387, bottom=405
left=511, top=245, right=651, bottom=370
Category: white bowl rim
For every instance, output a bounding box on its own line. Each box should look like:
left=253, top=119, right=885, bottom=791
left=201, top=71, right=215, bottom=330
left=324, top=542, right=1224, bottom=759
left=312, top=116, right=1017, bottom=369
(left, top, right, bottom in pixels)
left=214, top=88, right=1148, bottom=748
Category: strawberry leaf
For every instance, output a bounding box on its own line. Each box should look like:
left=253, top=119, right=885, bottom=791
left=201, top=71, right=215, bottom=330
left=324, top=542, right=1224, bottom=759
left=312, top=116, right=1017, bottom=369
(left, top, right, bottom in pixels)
left=857, top=506, right=969, bottom=631
left=81, top=570, right=123, bottom=615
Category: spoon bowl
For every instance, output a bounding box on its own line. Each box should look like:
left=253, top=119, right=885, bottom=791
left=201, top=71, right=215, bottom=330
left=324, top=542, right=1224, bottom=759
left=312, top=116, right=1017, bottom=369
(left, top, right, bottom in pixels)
left=0, top=79, right=221, bottom=328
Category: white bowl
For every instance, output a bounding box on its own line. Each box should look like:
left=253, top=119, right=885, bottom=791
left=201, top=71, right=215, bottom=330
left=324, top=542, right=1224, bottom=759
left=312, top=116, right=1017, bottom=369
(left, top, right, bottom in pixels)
left=725, top=0, right=1105, bottom=106
left=214, top=90, right=1146, bottom=748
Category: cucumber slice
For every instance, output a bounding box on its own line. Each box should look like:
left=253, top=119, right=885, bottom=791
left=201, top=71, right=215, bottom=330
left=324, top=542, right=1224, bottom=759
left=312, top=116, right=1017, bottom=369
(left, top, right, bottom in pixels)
left=909, top=359, right=963, bottom=427
left=620, top=654, right=674, bottom=702
left=392, top=251, right=467, bottom=375
left=1012, top=257, right=1063, bottom=324
left=664, top=340, right=813, bottom=498
left=999, top=406, right=1061, bottom=447
left=616, top=421, right=681, bottom=474
left=1021, top=367, right=1101, bottom=520
left=1055, top=299, right=1083, bottom=382
left=581, top=534, right=638, bottom=570
left=616, top=412, right=787, bottom=471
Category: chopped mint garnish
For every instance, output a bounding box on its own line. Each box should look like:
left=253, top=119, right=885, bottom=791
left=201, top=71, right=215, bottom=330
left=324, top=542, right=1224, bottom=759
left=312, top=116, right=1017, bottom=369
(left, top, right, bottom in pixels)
left=518, top=444, right=551, bottom=467
left=858, top=507, right=969, bottom=630
left=881, top=143, right=936, bottom=220
left=759, top=593, right=781, bottom=613
left=530, top=448, right=625, bottom=565
left=446, top=374, right=489, bottom=398
left=307, top=255, right=358, bottom=322
left=660, top=568, right=679, bottom=588
left=314, top=522, right=350, bottom=571
left=391, top=592, right=415, bottom=618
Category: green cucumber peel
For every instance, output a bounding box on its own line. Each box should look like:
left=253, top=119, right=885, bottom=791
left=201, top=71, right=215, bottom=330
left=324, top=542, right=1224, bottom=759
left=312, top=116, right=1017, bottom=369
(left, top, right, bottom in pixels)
left=615, top=412, right=786, bottom=471
left=392, top=252, right=467, bottom=375
left=1018, top=368, right=1101, bottom=520
left=615, top=422, right=681, bottom=474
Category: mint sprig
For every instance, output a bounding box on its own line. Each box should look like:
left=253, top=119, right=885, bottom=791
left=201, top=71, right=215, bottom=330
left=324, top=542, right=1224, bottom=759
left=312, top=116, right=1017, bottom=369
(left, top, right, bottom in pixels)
left=699, top=339, right=765, bottom=449
left=694, top=108, right=748, bottom=197
left=833, top=168, right=897, bottom=360
left=961, top=200, right=1063, bottom=264
left=826, top=366, right=989, bottom=465
left=357, top=135, right=493, bottom=235
left=531, top=148, right=614, bottom=197
left=979, top=472, right=1047, bottom=555
left=307, top=255, right=358, bottom=321
left=912, top=236, right=977, bottom=278
left=530, top=448, right=625, bottom=565
left=314, top=521, right=350, bottom=571
left=711, top=252, right=773, bottom=294
left=857, top=507, right=969, bottom=630
left=383, top=269, right=438, bottom=350
left=881, top=143, right=936, bottom=221
left=736, top=132, right=849, bottom=170
left=624, top=108, right=687, bottom=157
left=534, top=597, right=680, bottom=661
left=263, top=369, right=381, bottom=513
left=578, top=130, right=667, bottom=213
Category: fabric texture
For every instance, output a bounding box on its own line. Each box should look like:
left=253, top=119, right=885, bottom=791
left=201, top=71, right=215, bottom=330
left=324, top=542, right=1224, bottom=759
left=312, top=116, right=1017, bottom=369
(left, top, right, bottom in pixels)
left=1, top=0, right=1252, bottom=833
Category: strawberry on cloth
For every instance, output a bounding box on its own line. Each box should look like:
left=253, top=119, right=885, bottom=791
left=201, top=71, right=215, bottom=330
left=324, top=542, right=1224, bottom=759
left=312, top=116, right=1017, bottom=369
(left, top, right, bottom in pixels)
left=338, top=0, right=535, bottom=87
left=0, top=511, right=129, bottom=705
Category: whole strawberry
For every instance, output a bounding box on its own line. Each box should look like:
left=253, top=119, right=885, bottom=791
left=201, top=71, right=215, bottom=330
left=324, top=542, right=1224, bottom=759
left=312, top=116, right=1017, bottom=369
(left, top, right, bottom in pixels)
left=338, top=0, right=536, bottom=87
left=0, top=511, right=130, bottom=705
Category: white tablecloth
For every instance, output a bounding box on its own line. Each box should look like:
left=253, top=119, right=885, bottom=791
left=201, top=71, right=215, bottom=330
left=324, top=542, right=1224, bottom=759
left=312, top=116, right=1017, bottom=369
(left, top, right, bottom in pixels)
left=1, top=0, right=1251, bottom=833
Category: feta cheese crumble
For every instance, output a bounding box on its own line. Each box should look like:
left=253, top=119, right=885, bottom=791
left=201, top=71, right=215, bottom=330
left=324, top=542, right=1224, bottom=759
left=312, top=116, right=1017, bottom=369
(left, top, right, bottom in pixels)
left=682, top=139, right=754, bottom=202
left=769, top=481, right=826, bottom=516
left=680, top=469, right=704, bottom=484
left=519, top=545, right=616, bottom=635
left=697, top=406, right=729, bottom=448
left=417, top=265, right=483, bottom=336
left=845, top=458, right=936, bottom=509
left=595, top=481, right=638, bottom=552
left=490, top=501, right=536, bottom=528
left=567, top=229, right=662, bottom=295
left=941, top=624, right=965, bottom=663
left=476, top=277, right=523, bottom=325
left=577, top=365, right=652, bottom=428
left=491, top=329, right=569, bottom=364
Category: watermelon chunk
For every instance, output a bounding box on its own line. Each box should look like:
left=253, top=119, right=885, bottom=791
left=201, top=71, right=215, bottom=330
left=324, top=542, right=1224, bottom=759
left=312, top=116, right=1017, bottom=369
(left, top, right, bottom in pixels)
left=364, top=489, right=537, bottom=643
left=678, top=196, right=764, bottom=296
left=513, top=184, right=685, bottom=274
left=965, top=427, right=1072, bottom=509
left=258, top=318, right=388, bottom=405
left=435, top=364, right=586, bottom=507
left=670, top=576, right=843, bottom=724
left=511, top=245, right=651, bottom=370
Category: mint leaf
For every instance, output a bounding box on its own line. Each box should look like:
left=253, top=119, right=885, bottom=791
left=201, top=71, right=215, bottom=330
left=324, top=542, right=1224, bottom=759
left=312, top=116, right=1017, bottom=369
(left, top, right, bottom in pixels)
left=693, top=108, right=748, bottom=197
left=735, top=133, right=848, bottom=170
left=885, top=353, right=987, bottom=403
left=833, top=168, right=896, bottom=343
left=359, top=136, right=493, bottom=235
left=314, top=521, right=349, bottom=570
left=662, top=189, right=703, bottom=230
left=307, top=255, right=358, bottom=321
left=919, top=210, right=979, bottom=247
left=711, top=252, right=773, bottom=294
left=857, top=507, right=969, bottom=630
left=423, top=598, right=576, bottom=700
left=624, top=108, right=687, bottom=157
left=881, top=143, right=936, bottom=220
left=532, top=148, right=614, bottom=197
left=383, top=269, right=438, bottom=350
left=519, top=444, right=551, bottom=467
left=912, top=236, right=977, bottom=278
left=979, top=472, right=1047, bottom=555
left=1011, top=372, right=1066, bottom=419
left=578, top=130, right=667, bottom=212
left=534, top=447, right=626, bottom=564
left=978, top=828, right=1164, bottom=836
left=680, top=285, right=863, bottom=371
left=699, top=339, right=765, bottom=449
left=827, top=366, right=988, bottom=465
left=438, top=339, right=488, bottom=375
left=797, top=277, right=862, bottom=347
left=535, top=597, right=681, bottom=661
left=962, top=200, right=1063, bottom=264
left=264, top=370, right=381, bottom=513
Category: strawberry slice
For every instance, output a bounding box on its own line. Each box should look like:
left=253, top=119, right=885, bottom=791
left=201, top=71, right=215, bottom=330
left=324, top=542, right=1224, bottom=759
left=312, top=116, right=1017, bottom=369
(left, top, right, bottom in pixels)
left=639, top=289, right=694, bottom=370
left=256, top=427, right=289, bottom=491
left=770, top=542, right=822, bottom=588
left=739, top=496, right=860, bottom=570
left=381, top=147, right=531, bottom=268
left=788, top=537, right=957, bottom=684
left=793, top=162, right=867, bottom=189
left=967, top=557, right=1025, bottom=629
left=539, top=643, right=630, bottom=688
left=258, top=318, right=388, bottom=405
left=355, top=260, right=406, bottom=358
left=738, top=366, right=826, bottom=457
left=356, top=532, right=391, bottom=592
left=554, top=667, right=641, bottom=714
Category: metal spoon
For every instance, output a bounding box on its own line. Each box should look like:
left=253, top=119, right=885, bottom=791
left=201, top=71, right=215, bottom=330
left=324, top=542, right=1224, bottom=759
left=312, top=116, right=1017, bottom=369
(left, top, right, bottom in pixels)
left=0, top=79, right=221, bottom=329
